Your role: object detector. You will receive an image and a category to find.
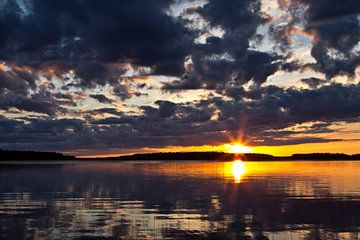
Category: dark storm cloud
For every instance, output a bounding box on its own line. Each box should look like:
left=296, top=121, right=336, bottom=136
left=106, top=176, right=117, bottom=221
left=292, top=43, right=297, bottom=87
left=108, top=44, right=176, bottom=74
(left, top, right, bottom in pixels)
left=68, top=62, right=126, bottom=88
left=219, top=84, right=360, bottom=126
left=0, top=0, right=195, bottom=110
left=164, top=0, right=280, bottom=90
left=0, top=117, right=22, bottom=134
left=85, top=108, right=123, bottom=116
left=0, top=0, right=196, bottom=118
left=0, top=91, right=66, bottom=116
left=0, top=118, right=89, bottom=151
left=0, top=0, right=358, bottom=87
left=91, top=117, right=134, bottom=125
left=273, top=0, right=360, bottom=78
left=113, top=84, right=141, bottom=101
left=0, top=0, right=193, bottom=73
left=1, top=83, right=359, bottom=153
left=2, top=0, right=355, bottom=92
left=89, top=94, right=114, bottom=104
left=214, top=83, right=360, bottom=146
left=163, top=50, right=280, bottom=90
left=0, top=0, right=359, bottom=154
left=0, top=100, right=221, bottom=151
left=0, top=63, right=37, bottom=94
left=300, top=77, right=326, bottom=89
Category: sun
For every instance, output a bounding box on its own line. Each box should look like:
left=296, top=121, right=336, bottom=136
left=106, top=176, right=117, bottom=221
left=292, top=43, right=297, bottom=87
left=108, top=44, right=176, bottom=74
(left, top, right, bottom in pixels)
left=225, top=143, right=252, bottom=154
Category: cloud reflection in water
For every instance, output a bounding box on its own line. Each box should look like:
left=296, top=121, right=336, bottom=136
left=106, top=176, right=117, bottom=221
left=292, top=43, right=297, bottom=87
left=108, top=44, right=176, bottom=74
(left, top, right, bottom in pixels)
left=0, top=161, right=360, bottom=239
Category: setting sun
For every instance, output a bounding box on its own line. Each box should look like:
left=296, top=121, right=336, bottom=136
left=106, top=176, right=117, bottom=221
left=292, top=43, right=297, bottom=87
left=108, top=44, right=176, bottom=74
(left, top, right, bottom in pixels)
left=225, top=143, right=252, bottom=154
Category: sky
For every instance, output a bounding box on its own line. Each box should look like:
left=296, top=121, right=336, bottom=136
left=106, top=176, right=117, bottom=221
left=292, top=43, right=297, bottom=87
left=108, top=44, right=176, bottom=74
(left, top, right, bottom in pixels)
left=0, top=0, right=360, bottom=157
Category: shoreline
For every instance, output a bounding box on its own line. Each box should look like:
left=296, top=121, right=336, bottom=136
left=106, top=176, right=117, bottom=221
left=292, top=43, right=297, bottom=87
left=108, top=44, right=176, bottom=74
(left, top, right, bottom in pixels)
left=1, top=150, right=360, bottom=162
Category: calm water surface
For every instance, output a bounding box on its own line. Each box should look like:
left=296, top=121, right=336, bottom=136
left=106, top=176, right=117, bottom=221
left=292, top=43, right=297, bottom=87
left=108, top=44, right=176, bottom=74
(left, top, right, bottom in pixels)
left=0, top=160, right=360, bottom=240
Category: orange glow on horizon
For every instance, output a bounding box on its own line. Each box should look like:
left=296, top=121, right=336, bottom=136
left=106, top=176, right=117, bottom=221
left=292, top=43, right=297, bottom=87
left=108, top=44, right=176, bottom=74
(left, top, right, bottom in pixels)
left=225, top=143, right=252, bottom=154
left=75, top=139, right=360, bottom=158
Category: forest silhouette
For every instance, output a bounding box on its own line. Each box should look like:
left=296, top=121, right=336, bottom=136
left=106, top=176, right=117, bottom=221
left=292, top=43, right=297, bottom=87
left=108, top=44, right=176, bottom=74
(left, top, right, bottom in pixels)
left=1, top=149, right=360, bottom=161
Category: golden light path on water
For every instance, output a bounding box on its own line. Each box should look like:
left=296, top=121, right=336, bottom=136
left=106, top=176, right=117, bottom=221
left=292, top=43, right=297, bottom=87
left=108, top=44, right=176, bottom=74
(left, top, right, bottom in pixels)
left=72, top=160, right=360, bottom=197
left=3, top=161, right=360, bottom=240
left=230, top=160, right=247, bottom=183
left=71, top=157, right=360, bottom=190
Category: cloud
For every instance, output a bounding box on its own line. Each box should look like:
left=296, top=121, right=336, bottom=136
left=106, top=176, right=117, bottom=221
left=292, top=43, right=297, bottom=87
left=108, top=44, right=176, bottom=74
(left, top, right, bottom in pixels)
left=0, top=0, right=193, bottom=72
left=164, top=0, right=280, bottom=90
left=0, top=0, right=359, bottom=154
left=0, top=0, right=195, bottom=105
left=163, top=50, right=280, bottom=90
left=272, top=0, right=360, bottom=78
left=89, top=94, right=114, bottom=104
left=0, top=91, right=66, bottom=116
left=1, top=83, right=359, bottom=154
left=300, top=77, right=326, bottom=88
left=0, top=63, right=37, bottom=94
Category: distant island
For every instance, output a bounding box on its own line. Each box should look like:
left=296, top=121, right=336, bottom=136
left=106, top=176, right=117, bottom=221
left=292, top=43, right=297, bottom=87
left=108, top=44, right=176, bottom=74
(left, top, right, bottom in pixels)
left=1, top=149, right=360, bottom=161
left=92, top=152, right=360, bottom=161
left=0, top=149, right=76, bottom=161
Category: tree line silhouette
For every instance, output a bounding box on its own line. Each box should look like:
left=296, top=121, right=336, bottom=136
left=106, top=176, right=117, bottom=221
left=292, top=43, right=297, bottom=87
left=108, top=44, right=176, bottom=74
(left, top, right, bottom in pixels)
left=1, top=149, right=359, bottom=161
left=0, top=149, right=75, bottom=161
left=101, top=152, right=360, bottom=161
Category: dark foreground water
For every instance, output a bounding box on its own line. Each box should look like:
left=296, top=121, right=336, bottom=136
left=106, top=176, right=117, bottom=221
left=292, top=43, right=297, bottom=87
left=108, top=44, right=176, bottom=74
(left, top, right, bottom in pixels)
left=0, top=161, right=360, bottom=240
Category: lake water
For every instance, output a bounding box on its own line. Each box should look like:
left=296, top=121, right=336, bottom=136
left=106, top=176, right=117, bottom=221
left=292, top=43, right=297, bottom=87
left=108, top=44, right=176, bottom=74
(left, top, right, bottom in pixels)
left=0, top=160, right=359, bottom=240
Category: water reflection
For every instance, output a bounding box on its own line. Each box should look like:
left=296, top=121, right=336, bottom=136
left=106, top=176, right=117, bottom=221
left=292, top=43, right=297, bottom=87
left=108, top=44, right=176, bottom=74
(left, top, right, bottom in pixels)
left=230, top=160, right=246, bottom=183
left=0, top=160, right=360, bottom=239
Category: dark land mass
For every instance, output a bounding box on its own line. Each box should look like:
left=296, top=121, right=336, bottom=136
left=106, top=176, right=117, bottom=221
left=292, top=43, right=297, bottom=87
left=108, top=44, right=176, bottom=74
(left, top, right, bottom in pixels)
left=95, top=152, right=360, bottom=161
left=1, top=149, right=360, bottom=161
left=0, top=149, right=76, bottom=161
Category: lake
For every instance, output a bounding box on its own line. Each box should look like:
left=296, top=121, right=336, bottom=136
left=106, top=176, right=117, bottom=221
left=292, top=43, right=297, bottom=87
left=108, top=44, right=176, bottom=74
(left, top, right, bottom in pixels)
left=0, top=160, right=359, bottom=240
